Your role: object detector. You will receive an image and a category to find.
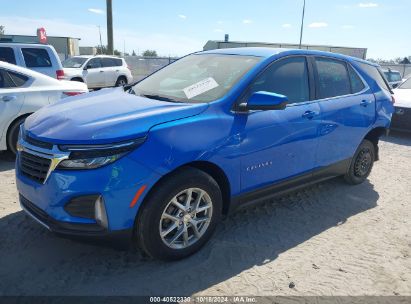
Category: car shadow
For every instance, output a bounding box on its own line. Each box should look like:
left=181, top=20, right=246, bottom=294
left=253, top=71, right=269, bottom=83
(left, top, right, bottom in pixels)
left=0, top=178, right=379, bottom=296
left=0, top=152, right=15, bottom=172
left=381, top=131, right=411, bottom=146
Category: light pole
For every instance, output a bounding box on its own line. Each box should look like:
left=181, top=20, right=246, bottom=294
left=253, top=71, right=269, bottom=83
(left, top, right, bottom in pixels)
left=299, top=0, right=306, bottom=49
left=97, top=25, right=103, bottom=54
left=106, top=0, right=114, bottom=55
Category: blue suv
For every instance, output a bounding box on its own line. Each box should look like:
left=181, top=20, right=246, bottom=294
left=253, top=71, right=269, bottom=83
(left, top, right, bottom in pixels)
left=16, top=48, right=394, bottom=260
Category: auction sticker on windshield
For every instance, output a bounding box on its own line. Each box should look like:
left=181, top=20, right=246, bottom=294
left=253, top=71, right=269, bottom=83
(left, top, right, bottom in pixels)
left=183, top=77, right=219, bottom=99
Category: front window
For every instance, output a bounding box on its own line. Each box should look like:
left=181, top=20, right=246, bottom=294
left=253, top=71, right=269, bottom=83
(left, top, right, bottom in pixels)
left=129, top=54, right=262, bottom=103
left=398, top=78, right=411, bottom=89
left=63, top=57, right=88, bottom=68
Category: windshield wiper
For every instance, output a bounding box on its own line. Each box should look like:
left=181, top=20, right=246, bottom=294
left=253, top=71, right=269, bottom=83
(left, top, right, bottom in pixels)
left=138, top=94, right=181, bottom=103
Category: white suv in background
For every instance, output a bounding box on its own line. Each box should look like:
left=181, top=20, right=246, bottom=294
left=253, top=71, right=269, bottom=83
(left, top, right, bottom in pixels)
left=62, top=55, right=133, bottom=89
left=0, top=43, right=65, bottom=80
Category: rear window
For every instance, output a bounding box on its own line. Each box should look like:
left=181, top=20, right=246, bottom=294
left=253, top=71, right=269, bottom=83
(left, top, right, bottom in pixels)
left=0, top=47, right=16, bottom=64
left=384, top=71, right=401, bottom=82
left=101, top=57, right=123, bottom=67
left=315, top=57, right=351, bottom=99
left=22, top=48, right=52, bottom=68
left=0, top=69, right=28, bottom=88
left=359, top=63, right=391, bottom=92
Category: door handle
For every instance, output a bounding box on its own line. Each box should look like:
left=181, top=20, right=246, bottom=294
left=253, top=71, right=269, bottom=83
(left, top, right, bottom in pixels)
left=302, top=110, right=318, bottom=119
left=99, top=70, right=104, bottom=73
left=360, top=100, right=372, bottom=107
left=2, top=95, right=17, bottom=102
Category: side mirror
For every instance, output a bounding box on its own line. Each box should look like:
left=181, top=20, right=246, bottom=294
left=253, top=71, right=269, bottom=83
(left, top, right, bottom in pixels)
left=84, top=65, right=91, bottom=70
left=241, top=91, right=288, bottom=111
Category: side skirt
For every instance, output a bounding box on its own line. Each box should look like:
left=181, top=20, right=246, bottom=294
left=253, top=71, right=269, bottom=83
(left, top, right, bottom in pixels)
left=229, top=158, right=351, bottom=214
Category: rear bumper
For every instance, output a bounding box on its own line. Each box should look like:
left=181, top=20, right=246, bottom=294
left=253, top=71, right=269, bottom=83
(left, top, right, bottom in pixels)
left=20, top=194, right=132, bottom=238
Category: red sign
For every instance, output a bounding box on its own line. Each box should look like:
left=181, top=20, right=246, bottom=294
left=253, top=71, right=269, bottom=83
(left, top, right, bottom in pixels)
left=37, top=27, right=47, bottom=44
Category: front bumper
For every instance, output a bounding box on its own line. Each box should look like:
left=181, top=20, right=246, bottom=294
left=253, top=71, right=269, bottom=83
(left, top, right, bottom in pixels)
left=16, top=136, right=162, bottom=235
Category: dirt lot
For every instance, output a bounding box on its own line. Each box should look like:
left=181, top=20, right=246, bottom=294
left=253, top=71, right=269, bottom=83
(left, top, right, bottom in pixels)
left=0, top=133, right=410, bottom=296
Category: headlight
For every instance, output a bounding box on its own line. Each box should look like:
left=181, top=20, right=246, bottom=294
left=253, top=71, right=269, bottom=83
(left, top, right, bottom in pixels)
left=57, top=138, right=145, bottom=170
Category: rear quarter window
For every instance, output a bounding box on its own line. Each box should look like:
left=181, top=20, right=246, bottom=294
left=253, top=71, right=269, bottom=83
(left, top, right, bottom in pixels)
left=359, top=63, right=391, bottom=92
left=348, top=64, right=366, bottom=93
left=22, top=48, right=52, bottom=68
left=102, top=58, right=123, bottom=67
left=0, top=47, right=16, bottom=64
left=0, top=69, right=28, bottom=88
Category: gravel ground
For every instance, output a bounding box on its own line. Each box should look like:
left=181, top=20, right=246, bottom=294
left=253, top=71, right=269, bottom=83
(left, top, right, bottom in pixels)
left=0, top=133, right=410, bottom=296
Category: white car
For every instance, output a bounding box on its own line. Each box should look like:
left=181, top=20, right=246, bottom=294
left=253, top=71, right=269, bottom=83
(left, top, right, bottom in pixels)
left=392, top=78, right=411, bottom=132
left=0, top=43, right=65, bottom=80
left=0, top=61, right=88, bottom=154
left=62, top=55, right=133, bottom=89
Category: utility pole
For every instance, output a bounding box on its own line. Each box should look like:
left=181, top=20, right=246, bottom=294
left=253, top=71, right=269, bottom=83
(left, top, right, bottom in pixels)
left=299, top=0, right=306, bottom=49
left=106, top=0, right=114, bottom=55
left=97, top=25, right=103, bottom=54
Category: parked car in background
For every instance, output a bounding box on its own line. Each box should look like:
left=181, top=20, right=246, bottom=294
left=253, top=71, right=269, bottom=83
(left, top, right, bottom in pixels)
left=382, top=68, right=402, bottom=88
left=16, top=48, right=393, bottom=260
left=0, top=61, right=88, bottom=155
left=0, top=43, right=64, bottom=80
left=392, top=78, right=411, bottom=132
left=62, top=55, right=133, bottom=89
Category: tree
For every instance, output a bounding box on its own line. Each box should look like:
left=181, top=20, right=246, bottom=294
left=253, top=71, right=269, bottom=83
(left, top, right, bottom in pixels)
left=142, top=50, right=158, bottom=57
left=400, top=57, right=411, bottom=64
left=132, top=50, right=136, bottom=56
left=0, top=25, right=5, bottom=36
left=95, top=45, right=122, bottom=56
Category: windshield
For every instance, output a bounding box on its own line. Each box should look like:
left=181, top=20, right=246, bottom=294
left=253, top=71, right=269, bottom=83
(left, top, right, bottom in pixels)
left=398, top=78, right=411, bottom=89
left=63, top=57, right=88, bottom=68
left=130, top=54, right=261, bottom=103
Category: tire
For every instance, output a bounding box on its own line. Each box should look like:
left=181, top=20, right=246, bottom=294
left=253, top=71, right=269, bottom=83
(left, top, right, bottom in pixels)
left=344, top=139, right=375, bottom=185
left=6, top=116, right=26, bottom=156
left=135, top=167, right=222, bottom=260
left=71, top=77, right=84, bottom=82
left=115, top=76, right=127, bottom=87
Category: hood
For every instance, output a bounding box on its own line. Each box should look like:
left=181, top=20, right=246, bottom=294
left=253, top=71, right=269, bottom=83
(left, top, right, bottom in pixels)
left=25, top=88, right=208, bottom=144
left=393, top=89, right=411, bottom=108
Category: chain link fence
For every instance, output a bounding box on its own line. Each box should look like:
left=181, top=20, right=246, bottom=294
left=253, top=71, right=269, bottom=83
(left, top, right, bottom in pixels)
left=124, top=56, right=178, bottom=81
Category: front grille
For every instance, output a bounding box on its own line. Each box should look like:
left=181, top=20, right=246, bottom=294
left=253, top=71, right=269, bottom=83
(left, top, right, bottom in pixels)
left=20, top=151, right=51, bottom=183
left=25, top=135, right=53, bottom=150
left=391, top=107, right=411, bottom=131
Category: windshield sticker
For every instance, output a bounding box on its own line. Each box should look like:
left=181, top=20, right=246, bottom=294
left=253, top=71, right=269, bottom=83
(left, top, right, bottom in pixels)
left=183, top=77, right=219, bottom=99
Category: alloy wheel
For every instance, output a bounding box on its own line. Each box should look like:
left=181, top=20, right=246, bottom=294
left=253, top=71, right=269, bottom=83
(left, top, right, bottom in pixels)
left=159, top=188, right=213, bottom=249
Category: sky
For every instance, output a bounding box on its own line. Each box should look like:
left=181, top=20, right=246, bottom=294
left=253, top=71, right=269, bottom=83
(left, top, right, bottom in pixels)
left=0, top=0, right=409, bottom=59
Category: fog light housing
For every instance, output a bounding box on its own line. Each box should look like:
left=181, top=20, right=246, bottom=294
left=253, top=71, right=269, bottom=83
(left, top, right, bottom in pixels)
left=94, top=196, right=109, bottom=229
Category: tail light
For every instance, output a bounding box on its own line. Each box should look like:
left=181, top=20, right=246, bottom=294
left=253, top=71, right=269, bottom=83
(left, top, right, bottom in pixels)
left=56, top=69, right=65, bottom=80
left=62, top=91, right=84, bottom=97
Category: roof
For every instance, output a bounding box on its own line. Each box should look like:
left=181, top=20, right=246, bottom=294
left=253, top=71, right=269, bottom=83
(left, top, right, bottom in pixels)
left=198, top=47, right=378, bottom=66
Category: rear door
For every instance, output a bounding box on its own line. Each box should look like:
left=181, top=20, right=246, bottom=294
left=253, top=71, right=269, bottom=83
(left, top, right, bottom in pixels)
left=313, top=57, right=375, bottom=168
left=0, top=69, right=28, bottom=142
left=101, top=58, right=118, bottom=87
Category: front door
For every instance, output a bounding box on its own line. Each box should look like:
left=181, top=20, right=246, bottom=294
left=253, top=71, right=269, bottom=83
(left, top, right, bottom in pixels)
left=239, top=56, right=321, bottom=193
left=84, top=58, right=105, bottom=88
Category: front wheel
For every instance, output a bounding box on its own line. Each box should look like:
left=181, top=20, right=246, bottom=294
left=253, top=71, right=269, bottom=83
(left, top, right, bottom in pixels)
left=7, top=117, right=26, bottom=156
left=344, top=139, right=375, bottom=185
left=134, top=168, right=222, bottom=260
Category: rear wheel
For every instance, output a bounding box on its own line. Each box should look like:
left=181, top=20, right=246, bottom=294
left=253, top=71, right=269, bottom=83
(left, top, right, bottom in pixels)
left=344, top=139, right=375, bottom=185
left=115, top=76, right=127, bottom=87
left=135, top=168, right=222, bottom=260
left=6, top=116, right=26, bottom=156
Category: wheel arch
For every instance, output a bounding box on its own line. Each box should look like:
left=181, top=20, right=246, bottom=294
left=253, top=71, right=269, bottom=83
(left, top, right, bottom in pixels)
left=5, top=113, right=33, bottom=150
left=70, top=77, right=84, bottom=82
left=137, top=161, right=232, bottom=220
left=363, top=126, right=388, bottom=161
